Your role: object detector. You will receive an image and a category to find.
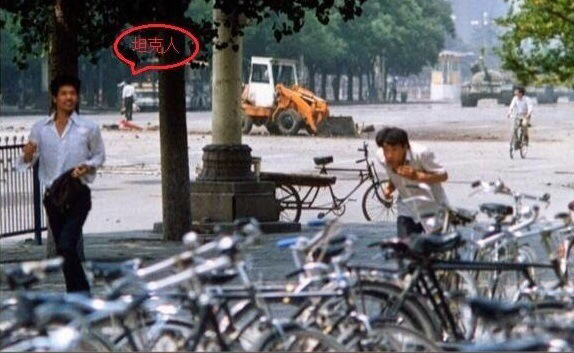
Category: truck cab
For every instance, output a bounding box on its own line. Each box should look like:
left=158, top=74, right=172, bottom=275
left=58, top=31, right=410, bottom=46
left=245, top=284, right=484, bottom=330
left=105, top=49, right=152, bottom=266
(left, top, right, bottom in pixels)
left=246, top=57, right=298, bottom=107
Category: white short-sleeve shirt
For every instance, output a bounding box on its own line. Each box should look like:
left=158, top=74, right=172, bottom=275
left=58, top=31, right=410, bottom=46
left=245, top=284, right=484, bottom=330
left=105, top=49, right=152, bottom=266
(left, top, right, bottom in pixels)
left=376, top=142, right=449, bottom=224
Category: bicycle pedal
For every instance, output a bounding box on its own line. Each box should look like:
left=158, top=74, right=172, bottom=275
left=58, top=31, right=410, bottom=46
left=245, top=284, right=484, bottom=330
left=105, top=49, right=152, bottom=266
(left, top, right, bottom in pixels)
left=317, top=212, right=325, bottom=219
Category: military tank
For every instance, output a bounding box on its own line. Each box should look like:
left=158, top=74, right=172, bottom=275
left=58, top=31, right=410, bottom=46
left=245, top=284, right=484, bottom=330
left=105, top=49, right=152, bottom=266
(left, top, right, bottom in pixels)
left=460, top=66, right=514, bottom=107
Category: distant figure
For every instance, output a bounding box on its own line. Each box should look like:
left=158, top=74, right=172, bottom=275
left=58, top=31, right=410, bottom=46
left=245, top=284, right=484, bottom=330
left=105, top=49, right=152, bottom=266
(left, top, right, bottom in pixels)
left=507, top=86, right=533, bottom=145
left=389, top=76, right=398, bottom=102
left=122, top=79, right=135, bottom=121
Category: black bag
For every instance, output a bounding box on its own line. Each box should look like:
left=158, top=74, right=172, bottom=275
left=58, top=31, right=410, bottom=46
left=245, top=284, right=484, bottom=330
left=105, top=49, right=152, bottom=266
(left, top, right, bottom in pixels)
left=43, top=168, right=85, bottom=213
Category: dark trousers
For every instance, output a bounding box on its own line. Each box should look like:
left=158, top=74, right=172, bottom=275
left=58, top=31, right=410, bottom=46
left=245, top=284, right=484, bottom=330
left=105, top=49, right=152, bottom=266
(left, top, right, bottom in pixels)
left=124, top=96, right=134, bottom=121
left=397, top=216, right=424, bottom=239
left=44, top=185, right=91, bottom=293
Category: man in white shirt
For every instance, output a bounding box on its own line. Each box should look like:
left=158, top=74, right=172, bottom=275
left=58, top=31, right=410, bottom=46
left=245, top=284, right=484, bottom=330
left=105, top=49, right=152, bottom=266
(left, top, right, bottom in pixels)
left=507, top=86, right=533, bottom=145
left=122, top=79, right=136, bottom=121
left=18, top=75, right=106, bottom=293
left=375, top=127, right=449, bottom=238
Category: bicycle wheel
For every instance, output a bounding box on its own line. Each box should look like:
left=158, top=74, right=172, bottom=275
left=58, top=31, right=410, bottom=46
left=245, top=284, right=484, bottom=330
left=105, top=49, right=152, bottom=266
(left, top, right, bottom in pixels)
left=111, top=317, right=195, bottom=351
left=565, top=240, right=574, bottom=285
left=363, top=322, right=441, bottom=352
left=362, top=180, right=397, bottom=222
left=253, top=321, right=349, bottom=352
left=276, top=184, right=302, bottom=223
left=509, top=131, right=516, bottom=159
left=519, top=127, right=528, bottom=159
left=436, top=270, right=478, bottom=341
left=352, top=275, right=440, bottom=340
left=476, top=244, right=537, bottom=302
left=1, top=331, right=114, bottom=352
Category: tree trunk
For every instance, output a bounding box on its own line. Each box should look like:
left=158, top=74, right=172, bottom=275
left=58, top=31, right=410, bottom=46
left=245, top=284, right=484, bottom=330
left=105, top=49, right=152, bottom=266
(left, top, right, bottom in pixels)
left=366, top=72, right=370, bottom=102
left=48, top=0, right=78, bottom=79
left=373, top=56, right=383, bottom=102
left=308, top=65, right=315, bottom=94
left=97, top=61, right=103, bottom=107
left=369, top=70, right=378, bottom=102
left=347, top=68, right=353, bottom=102
left=212, top=9, right=243, bottom=145
left=332, top=67, right=341, bottom=102
left=383, top=64, right=389, bottom=103
left=321, top=72, right=327, bottom=100
left=157, top=0, right=191, bottom=241
left=359, top=72, right=363, bottom=102
left=46, top=0, right=80, bottom=258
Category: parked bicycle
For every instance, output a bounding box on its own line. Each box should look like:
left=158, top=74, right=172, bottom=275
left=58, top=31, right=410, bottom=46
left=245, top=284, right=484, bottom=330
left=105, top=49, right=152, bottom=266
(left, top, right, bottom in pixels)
left=261, top=141, right=396, bottom=222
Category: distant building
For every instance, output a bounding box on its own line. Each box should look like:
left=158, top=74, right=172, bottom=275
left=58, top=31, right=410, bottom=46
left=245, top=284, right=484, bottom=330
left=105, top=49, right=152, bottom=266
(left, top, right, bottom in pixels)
left=431, top=51, right=474, bottom=101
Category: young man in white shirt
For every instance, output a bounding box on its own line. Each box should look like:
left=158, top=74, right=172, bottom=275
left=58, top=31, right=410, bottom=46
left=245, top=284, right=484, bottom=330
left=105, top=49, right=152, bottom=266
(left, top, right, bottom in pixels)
left=122, top=79, right=136, bottom=121
left=507, top=86, right=533, bottom=145
left=18, top=75, right=106, bottom=293
left=375, top=127, right=449, bottom=238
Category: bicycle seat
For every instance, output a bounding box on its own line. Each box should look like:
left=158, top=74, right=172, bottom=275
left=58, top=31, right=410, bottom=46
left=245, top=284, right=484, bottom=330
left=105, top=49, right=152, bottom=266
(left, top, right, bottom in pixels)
left=449, top=208, right=477, bottom=225
left=198, top=268, right=238, bottom=285
left=2, top=270, right=40, bottom=290
left=410, top=232, right=463, bottom=254
left=467, top=297, right=567, bottom=323
left=467, top=297, right=530, bottom=321
left=85, top=259, right=141, bottom=282
left=479, top=203, right=513, bottom=218
left=313, top=156, right=333, bottom=166
left=311, top=234, right=349, bottom=262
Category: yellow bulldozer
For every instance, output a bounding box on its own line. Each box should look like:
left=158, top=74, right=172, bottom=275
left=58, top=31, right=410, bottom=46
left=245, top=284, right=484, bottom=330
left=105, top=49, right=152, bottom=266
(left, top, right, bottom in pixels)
left=241, top=57, right=356, bottom=136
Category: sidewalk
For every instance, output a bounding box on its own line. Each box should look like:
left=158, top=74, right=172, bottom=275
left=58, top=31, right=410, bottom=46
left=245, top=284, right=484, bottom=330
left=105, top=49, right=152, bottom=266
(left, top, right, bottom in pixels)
left=0, top=223, right=395, bottom=295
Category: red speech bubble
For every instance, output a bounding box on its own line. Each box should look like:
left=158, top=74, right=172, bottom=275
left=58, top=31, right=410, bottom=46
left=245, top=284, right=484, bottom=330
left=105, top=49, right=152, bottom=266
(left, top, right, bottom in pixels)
left=113, top=23, right=200, bottom=75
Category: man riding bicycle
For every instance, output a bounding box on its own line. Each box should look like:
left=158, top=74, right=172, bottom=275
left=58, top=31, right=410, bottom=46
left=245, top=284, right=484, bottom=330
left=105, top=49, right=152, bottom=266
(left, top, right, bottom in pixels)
left=507, top=86, right=533, bottom=146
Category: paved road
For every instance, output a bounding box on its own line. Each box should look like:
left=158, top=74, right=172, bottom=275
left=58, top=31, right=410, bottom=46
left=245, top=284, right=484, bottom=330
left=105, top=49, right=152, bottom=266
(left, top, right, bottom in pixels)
left=1, top=100, right=573, bottom=235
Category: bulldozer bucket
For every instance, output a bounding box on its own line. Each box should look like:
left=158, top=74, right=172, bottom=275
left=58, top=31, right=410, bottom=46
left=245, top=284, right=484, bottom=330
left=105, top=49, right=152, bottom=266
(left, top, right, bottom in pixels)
left=316, top=116, right=358, bottom=137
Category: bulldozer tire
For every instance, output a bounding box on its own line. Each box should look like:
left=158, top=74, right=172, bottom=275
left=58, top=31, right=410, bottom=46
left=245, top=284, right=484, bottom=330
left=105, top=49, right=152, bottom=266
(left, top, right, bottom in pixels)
left=241, top=114, right=254, bottom=134
left=265, top=121, right=281, bottom=135
left=276, top=109, right=303, bottom=136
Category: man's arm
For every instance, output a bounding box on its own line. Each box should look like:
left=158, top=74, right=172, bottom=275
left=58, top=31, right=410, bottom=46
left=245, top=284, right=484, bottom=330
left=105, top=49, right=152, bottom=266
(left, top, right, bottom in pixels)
left=507, top=96, right=516, bottom=117
left=15, top=124, right=40, bottom=171
left=74, top=125, right=105, bottom=179
left=382, top=181, right=395, bottom=199
left=396, top=148, right=448, bottom=184
left=85, top=125, right=106, bottom=171
left=414, top=170, right=448, bottom=183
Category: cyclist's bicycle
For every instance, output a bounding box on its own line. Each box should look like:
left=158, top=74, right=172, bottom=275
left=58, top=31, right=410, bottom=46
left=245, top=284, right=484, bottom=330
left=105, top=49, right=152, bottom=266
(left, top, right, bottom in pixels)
left=509, top=114, right=529, bottom=159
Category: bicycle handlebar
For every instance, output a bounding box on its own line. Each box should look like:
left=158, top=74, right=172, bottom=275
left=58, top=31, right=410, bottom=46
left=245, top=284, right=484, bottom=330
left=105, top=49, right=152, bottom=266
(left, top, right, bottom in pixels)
left=475, top=205, right=540, bottom=248
left=471, top=179, right=550, bottom=204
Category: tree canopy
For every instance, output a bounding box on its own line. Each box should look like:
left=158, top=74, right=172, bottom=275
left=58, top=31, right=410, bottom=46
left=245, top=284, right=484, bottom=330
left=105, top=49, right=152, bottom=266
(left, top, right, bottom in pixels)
left=0, top=0, right=367, bottom=69
left=497, top=0, right=574, bottom=85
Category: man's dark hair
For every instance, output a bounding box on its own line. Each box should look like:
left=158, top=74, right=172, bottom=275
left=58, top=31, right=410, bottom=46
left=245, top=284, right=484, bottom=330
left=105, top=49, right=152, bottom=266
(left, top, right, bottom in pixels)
left=49, top=75, right=81, bottom=113
left=375, top=127, right=391, bottom=147
left=514, top=86, right=525, bottom=95
left=50, top=75, right=81, bottom=97
left=379, top=127, right=409, bottom=147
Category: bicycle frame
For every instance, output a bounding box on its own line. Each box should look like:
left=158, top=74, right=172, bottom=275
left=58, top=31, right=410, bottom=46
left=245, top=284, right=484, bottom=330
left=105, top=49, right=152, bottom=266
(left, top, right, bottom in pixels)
left=356, top=252, right=559, bottom=341
left=299, top=145, right=383, bottom=216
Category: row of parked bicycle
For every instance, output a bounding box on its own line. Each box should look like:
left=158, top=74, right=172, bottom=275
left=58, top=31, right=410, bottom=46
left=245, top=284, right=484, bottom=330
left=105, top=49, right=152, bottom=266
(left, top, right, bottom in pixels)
left=1, top=179, right=574, bottom=351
